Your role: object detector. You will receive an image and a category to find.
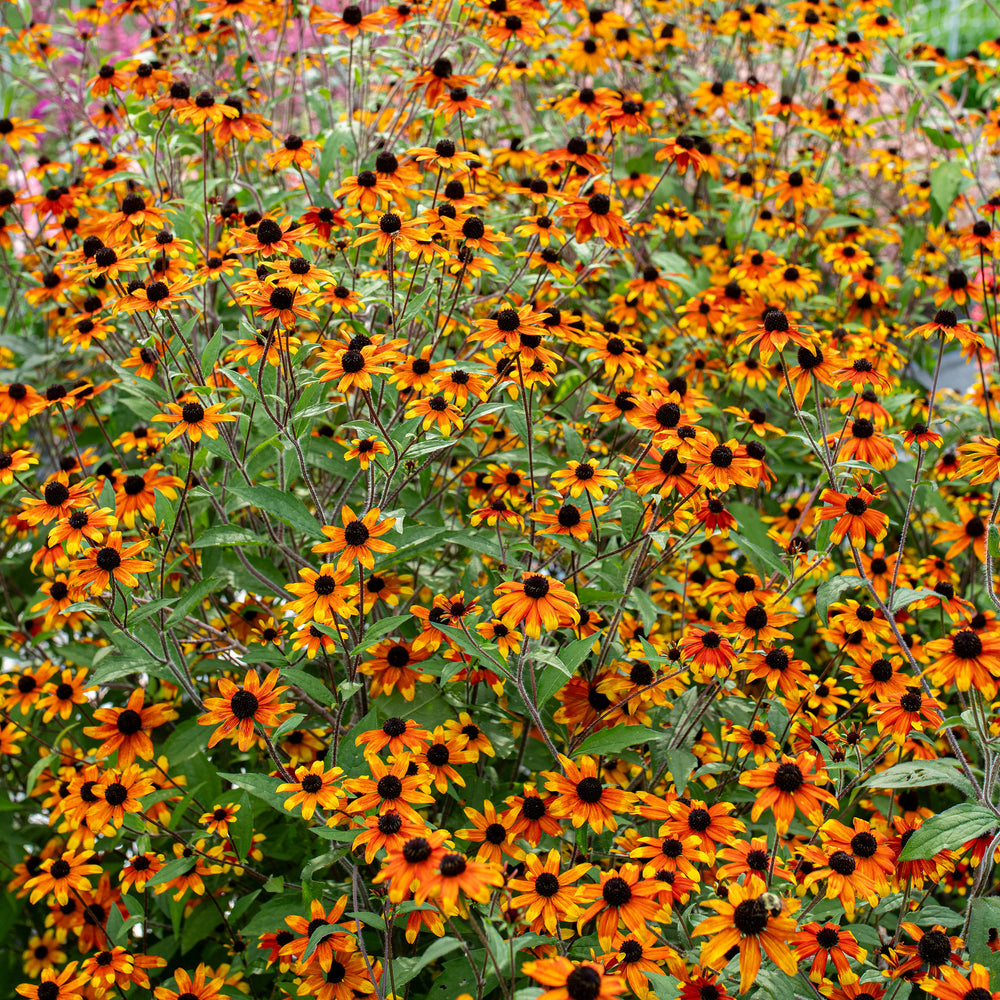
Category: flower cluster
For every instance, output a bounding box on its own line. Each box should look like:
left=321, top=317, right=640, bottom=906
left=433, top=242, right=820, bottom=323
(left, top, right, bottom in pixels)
left=4, top=0, right=1000, bottom=999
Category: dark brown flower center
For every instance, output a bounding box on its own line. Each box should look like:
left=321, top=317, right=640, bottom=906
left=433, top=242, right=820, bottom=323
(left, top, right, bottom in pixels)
left=229, top=689, right=259, bottom=719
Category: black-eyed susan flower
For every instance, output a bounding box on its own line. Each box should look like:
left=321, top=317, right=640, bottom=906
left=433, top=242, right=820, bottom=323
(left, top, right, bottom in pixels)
left=550, top=459, right=618, bottom=498
left=266, top=133, right=321, bottom=170
left=508, top=849, right=590, bottom=934
left=312, top=506, right=397, bottom=572
left=577, top=864, right=665, bottom=949
left=739, top=754, right=837, bottom=834
left=816, top=481, right=889, bottom=547
left=71, top=531, right=155, bottom=595
left=923, top=962, right=998, bottom=1000
left=89, top=765, right=156, bottom=830
left=198, top=668, right=293, bottom=752
left=406, top=394, right=464, bottom=436
left=370, top=830, right=447, bottom=903
left=557, top=189, right=631, bottom=248
left=522, top=958, right=624, bottom=1000
left=693, top=876, right=798, bottom=994
left=20, top=474, right=94, bottom=527
left=455, top=800, right=522, bottom=865
left=355, top=717, right=431, bottom=759
left=276, top=762, right=346, bottom=820
left=119, top=853, right=164, bottom=894
left=285, top=565, right=358, bottom=625
left=492, top=573, right=579, bottom=637
left=359, top=638, right=434, bottom=701
left=26, top=851, right=103, bottom=905
left=82, top=687, right=177, bottom=767
left=152, top=965, right=228, bottom=1000
left=15, top=963, right=88, bottom=1000
left=152, top=397, right=236, bottom=444
left=543, top=754, right=633, bottom=834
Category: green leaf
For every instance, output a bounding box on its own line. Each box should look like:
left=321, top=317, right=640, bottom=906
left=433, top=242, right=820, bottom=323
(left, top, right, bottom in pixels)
left=232, top=792, right=254, bottom=861
left=303, top=921, right=346, bottom=962
left=865, top=759, right=974, bottom=796
left=282, top=668, right=335, bottom=708
left=930, top=160, right=970, bottom=226
left=165, top=574, right=223, bottom=626
left=228, top=484, right=323, bottom=538
left=969, top=897, right=1000, bottom=981
left=201, top=326, right=224, bottom=374
left=106, top=902, right=143, bottom=946
left=180, top=899, right=221, bottom=954
left=753, top=968, right=797, bottom=1000
left=147, top=855, right=195, bottom=888
left=730, top=531, right=786, bottom=579
left=574, top=726, right=663, bottom=757
left=25, top=753, right=55, bottom=796
left=888, top=587, right=936, bottom=611
left=908, top=902, right=963, bottom=928
left=191, top=525, right=267, bottom=547
left=643, top=973, right=679, bottom=1000
left=556, top=634, right=597, bottom=675
left=391, top=937, right=463, bottom=987
left=820, top=214, right=865, bottom=230
left=532, top=654, right=572, bottom=711
left=348, top=614, right=411, bottom=653
left=219, top=772, right=286, bottom=812
left=302, top=848, right=349, bottom=882
left=665, top=748, right=698, bottom=793
left=899, top=803, right=998, bottom=861
left=125, top=598, right=178, bottom=625
left=815, top=575, right=863, bottom=624
left=88, top=651, right=176, bottom=688
left=923, top=126, right=963, bottom=150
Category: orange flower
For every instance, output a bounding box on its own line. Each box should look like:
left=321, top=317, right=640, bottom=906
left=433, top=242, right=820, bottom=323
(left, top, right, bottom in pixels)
left=26, top=851, right=103, bottom=905
left=152, top=398, right=235, bottom=444
left=816, top=481, right=889, bottom=547
left=405, top=394, right=465, bottom=435
left=89, top=765, right=156, bottom=830
left=198, top=668, right=294, bottom=752
left=924, top=963, right=999, bottom=1000
left=739, top=753, right=838, bottom=833
left=509, top=849, right=591, bottom=934
left=872, top=688, right=944, bottom=745
left=276, top=762, right=346, bottom=820
left=231, top=216, right=317, bottom=257
left=736, top=307, right=814, bottom=361
left=353, top=211, right=430, bottom=255
left=83, top=688, right=178, bottom=767
left=312, top=505, right=397, bottom=571
left=412, top=851, right=504, bottom=906
left=21, top=473, right=94, bottom=526
left=371, top=829, right=451, bottom=903
left=543, top=754, right=634, bottom=834
left=577, top=864, right=665, bottom=948
left=455, top=800, right=523, bottom=865
left=557, top=190, right=631, bottom=248
left=693, top=876, right=798, bottom=994
left=266, top=133, right=322, bottom=170
left=153, top=965, right=228, bottom=1000
left=285, top=564, right=358, bottom=624
left=16, top=962, right=89, bottom=1000
left=523, top=959, right=625, bottom=1000
left=492, top=573, right=579, bottom=637
left=71, top=531, right=155, bottom=595
left=345, top=755, right=436, bottom=823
